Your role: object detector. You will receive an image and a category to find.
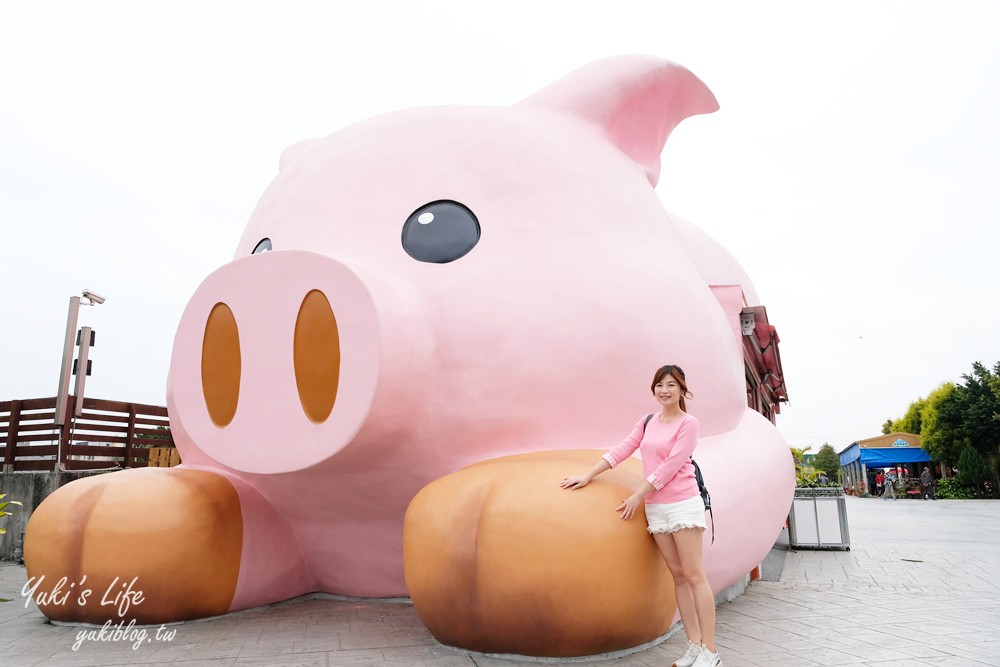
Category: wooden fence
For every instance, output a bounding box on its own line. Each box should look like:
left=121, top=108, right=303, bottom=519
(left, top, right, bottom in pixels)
left=0, top=396, right=174, bottom=471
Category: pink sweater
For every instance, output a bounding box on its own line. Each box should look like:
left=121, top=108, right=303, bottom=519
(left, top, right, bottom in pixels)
left=602, top=413, right=700, bottom=505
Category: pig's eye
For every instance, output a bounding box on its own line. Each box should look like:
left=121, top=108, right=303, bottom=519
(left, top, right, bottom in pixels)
left=402, top=201, right=480, bottom=263
left=252, top=238, right=272, bottom=254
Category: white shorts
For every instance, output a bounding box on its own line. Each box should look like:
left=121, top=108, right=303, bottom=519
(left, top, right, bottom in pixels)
left=645, top=495, right=707, bottom=534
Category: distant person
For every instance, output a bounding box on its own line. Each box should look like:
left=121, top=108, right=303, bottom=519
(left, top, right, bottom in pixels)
left=875, top=470, right=885, bottom=497
left=818, top=472, right=829, bottom=485
left=921, top=467, right=935, bottom=500
left=882, top=471, right=897, bottom=500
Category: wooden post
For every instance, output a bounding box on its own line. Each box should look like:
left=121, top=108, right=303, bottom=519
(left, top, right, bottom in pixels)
left=124, top=404, right=137, bottom=468
left=57, top=395, right=76, bottom=471
left=3, top=400, right=20, bottom=472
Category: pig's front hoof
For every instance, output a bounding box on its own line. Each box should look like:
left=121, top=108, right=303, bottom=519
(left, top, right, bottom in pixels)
left=403, top=450, right=675, bottom=658
left=24, top=467, right=243, bottom=624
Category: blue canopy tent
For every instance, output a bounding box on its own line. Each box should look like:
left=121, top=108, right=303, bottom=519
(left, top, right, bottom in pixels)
left=838, top=434, right=933, bottom=495
left=839, top=443, right=931, bottom=467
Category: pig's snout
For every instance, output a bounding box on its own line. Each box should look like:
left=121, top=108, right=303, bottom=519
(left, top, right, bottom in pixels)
left=168, top=250, right=380, bottom=474
left=201, top=289, right=341, bottom=427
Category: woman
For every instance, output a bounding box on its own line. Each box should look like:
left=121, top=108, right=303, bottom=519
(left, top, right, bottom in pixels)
left=882, top=469, right=897, bottom=500
left=560, top=364, right=721, bottom=667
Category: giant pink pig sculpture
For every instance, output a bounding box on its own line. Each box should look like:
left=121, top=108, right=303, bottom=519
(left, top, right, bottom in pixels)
left=25, top=55, right=794, bottom=656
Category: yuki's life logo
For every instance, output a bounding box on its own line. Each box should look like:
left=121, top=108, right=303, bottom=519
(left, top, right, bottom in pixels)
left=22, top=574, right=178, bottom=652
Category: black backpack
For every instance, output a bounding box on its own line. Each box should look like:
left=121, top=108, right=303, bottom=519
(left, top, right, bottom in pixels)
left=643, top=414, right=714, bottom=544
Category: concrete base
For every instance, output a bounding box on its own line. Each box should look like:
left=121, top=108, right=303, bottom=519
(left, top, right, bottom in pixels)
left=715, top=572, right=751, bottom=605
left=0, top=469, right=118, bottom=561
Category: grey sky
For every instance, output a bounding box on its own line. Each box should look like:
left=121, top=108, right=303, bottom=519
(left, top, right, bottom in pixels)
left=2, top=1, right=997, bottom=452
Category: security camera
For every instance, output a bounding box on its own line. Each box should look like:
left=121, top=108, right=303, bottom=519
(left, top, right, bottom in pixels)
left=81, top=289, right=106, bottom=305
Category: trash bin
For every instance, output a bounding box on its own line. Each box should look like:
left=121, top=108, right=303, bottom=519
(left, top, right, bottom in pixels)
left=787, top=487, right=850, bottom=550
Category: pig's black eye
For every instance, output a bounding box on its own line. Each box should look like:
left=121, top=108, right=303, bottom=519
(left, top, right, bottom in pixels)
left=402, top=201, right=480, bottom=263
left=252, top=238, right=272, bottom=254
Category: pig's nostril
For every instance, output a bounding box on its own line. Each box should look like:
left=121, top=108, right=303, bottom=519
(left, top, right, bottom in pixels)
left=202, top=302, right=242, bottom=427
left=294, top=290, right=341, bottom=423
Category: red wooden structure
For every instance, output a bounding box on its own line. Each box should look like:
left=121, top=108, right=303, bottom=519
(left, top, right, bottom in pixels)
left=1, top=396, right=173, bottom=471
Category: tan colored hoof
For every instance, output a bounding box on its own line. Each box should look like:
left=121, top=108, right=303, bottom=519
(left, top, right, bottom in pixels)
left=404, top=450, right=675, bottom=657
left=24, top=467, right=242, bottom=624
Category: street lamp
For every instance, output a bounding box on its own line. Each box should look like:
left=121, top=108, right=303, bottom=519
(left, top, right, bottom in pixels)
left=54, top=290, right=106, bottom=468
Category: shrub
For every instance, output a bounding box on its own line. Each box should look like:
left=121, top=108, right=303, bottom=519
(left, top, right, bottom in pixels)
left=935, top=478, right=974, bottom=499
left=0, top=493, right=23, bottom=535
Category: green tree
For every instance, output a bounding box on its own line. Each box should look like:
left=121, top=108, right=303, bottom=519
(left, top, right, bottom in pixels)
left=892, top=398, right=926, bottom=435
left=881, top=419, right=893, bottom=435
left=962, top=363, right=1000, bottom=494
left=957, top=362, right=1000, bottom=458
left=882, top=361, right=1000, bottom=497
left=920, top=383, right=961, bottom=464
left=790, top=446, right=822, bottom=487
left=987, top=361, right=1000, bottom=403
left=957, top=440, right=988, bottom=495
left=813, top=443, right=840, bottom=483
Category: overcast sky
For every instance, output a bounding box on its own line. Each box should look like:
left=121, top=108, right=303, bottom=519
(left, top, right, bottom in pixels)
left=2, top=1, right=997, bottom=452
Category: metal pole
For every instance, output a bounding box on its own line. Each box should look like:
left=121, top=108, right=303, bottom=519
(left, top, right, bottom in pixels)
left=54, top=296, right=81, bottom=427
left=73, top=326, right=93, bottom=417
left=812, top=495, right=821, bottom=544
left=54, top=296, right=81, bottom=472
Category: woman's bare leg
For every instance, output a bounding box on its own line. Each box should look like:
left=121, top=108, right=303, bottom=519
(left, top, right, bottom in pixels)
left=653, top=531, right=701, bottom=644
left=671, top=526, right=717, bottom=651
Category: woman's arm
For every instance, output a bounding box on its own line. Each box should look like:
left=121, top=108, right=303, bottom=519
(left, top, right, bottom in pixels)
left=560, top=459, right=611, bottom=490
left=559, top=419, right=645, bottom=489
left=602, top=419, right=645, bottom=469
left=561, top=417, right=646, bottom=490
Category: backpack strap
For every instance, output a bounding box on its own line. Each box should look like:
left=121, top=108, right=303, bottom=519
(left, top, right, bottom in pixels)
left=643, top=413, right=654, bottom=431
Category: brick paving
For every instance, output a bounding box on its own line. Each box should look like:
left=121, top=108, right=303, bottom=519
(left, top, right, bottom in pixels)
left=1, top=496, right=998, bottom=666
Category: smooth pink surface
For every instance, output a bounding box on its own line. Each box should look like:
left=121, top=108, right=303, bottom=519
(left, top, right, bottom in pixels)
left=163, top=55, right=795, bottom=606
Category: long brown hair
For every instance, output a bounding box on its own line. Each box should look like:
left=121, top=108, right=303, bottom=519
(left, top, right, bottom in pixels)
left=650, top=364, right=692, bottom=412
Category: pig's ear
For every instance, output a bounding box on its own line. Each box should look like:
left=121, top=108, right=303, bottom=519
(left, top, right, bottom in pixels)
left=279, top=138, right=322, bottom=171
left=517, top=55, right=718, bottom=187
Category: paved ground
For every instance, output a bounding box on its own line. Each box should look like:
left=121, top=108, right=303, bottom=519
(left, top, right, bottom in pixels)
left=1, top=496, right=998, bottom=666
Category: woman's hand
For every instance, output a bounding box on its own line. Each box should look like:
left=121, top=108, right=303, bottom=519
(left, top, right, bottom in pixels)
left=560, top=475, right=591, bottom=490
left=615, top=494, right=643, bottom=520
left=560, top=460, right=611, bottom=491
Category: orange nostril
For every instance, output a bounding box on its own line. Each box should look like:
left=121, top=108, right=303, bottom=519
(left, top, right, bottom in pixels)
left=294, top=290, right=341, bottom=423
left=202, top=303, right=242, bottom=427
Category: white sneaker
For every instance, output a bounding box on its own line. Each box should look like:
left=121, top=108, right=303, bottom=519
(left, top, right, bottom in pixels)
left=692, top=645, right=723, bottom=666
left=672, top=640, right=704, bottom=667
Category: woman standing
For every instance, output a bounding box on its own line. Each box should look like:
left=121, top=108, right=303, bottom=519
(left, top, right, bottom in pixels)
left=560, top=365, right=721, bottom=667
left=882, top=469, right=897, bottom=500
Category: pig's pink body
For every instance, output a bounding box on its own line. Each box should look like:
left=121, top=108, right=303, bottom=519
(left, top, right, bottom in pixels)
left=40, top=56, right=796, bottom=624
